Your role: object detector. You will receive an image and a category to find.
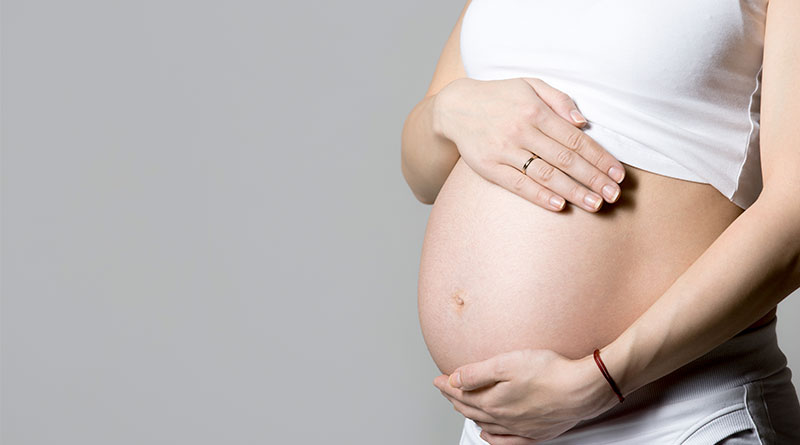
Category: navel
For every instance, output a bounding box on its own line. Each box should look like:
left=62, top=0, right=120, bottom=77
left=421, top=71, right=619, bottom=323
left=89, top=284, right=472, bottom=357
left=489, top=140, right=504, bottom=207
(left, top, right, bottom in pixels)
left=451, top=288, right=466, bottom=307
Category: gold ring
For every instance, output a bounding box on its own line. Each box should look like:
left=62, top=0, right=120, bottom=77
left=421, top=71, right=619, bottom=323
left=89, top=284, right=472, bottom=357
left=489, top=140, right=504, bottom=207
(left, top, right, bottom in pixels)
left=522, top=154, right=539, bottom=175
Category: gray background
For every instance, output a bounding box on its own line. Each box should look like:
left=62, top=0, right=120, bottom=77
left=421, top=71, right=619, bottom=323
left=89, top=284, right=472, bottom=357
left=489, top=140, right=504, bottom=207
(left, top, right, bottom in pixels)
left=2, top=1, right=798, bottom=444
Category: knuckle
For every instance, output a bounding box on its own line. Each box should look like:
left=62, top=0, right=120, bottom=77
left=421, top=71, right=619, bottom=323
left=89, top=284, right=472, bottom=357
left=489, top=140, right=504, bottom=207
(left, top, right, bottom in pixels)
left=486, top=403, right=508, bottom=419
left=492, top=358, right=508, bottom=378
left=536, top=188, right=552, bottom=205
left=483, top=403, right=501, bottom=418
left=556, top=149, right=575, bottom=168
left=512, top=174, right=528, bottom=192
left=522, top=103, right=544, bottom=122
left=481, top=142, right=505, bottom=167
left=569, top=183, right=583, bottom=201
left=536, top=162, right=556, bottom=182
left=459, top=368, right=472, bottom=385
left=495, top=138, right=513, bottom=156
left=505, top=120, right=531, bottom=147
left=587, top=172, right=603, bottom=189
left=590, top=149, right=607, bottom=167
left=470, top=160, right=490, bottom=181
left=554, top=91, right=572, bottom=104
left=512, top=349, right=529, bottom=360
left=565, top=130, right=584, bottom=151
left=573, top=135, right=590, bottom=155
left=506, top=121, right=525, bottom=140
left=477, top=158, right=495, bottom=176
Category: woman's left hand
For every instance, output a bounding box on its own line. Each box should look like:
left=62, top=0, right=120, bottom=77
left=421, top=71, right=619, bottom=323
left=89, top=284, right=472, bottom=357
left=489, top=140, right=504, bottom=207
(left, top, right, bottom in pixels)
left=433, top=349, right=619, bottom=444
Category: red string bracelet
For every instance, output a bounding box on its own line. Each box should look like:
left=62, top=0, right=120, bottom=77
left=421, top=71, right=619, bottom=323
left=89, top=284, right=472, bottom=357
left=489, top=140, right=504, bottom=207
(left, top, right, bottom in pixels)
left=593, top=349, right=625, bottom=403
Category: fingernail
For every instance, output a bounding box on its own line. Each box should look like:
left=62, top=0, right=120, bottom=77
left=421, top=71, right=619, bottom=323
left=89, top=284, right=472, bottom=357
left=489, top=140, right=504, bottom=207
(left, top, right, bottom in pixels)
left=609, top=166, right=625, bottom=183
left=550, top=196, right=565, bottom=210
left=570, top=109, right=587, bottom=124
left=602, top=184, right=620, bottom=202
left=584, top=193, right=602, bottom=209
left=449, top=372, right=462, bottom=388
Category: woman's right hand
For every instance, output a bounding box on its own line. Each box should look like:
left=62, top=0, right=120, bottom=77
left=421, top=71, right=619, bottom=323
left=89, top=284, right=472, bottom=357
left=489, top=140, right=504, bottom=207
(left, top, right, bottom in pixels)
left=432, top=77, right=626, bottom=212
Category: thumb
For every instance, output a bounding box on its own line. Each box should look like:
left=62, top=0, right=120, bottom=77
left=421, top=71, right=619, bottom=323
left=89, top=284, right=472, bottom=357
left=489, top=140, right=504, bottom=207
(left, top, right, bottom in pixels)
left=450, top=355, right=510, bottom=391
left=521, top=77, right=587, bottom=127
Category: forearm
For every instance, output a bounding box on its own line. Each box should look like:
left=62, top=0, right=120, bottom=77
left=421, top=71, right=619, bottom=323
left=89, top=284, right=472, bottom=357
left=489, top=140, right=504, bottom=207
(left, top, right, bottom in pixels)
left=401, top=93, right=460, bottom=205
left=601, top=188, right=800, bottom=396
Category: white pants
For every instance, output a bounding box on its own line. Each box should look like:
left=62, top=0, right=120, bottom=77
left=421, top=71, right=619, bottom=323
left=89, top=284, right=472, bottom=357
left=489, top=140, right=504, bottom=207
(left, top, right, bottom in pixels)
left=460, top=317, right=800, bottom=444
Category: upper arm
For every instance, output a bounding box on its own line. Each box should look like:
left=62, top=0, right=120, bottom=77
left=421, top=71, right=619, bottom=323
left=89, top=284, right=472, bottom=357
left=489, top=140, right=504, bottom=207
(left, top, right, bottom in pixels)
left=758, top=0, right=800, bottom=203
left=424, top=0, right=472, bottom=98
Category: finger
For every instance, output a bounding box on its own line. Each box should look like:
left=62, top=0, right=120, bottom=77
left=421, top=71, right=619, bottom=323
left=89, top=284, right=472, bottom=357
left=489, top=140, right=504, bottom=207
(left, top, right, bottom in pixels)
left=530, top=106, right=626, bottom=185
left=479, top=430, right=539, bottom=445
left=438, top=390, right=498, bottom=423
left=451, top=354, right=513, bottom=391
left=521, top=77, right=587, bottom=128
left=436, top=373, right=495, bottom=408
left=486, top=163, right=566, bottom=212
left=518, top=124, right=622, bottom=207
left=505, top=147, right=606, bottom=212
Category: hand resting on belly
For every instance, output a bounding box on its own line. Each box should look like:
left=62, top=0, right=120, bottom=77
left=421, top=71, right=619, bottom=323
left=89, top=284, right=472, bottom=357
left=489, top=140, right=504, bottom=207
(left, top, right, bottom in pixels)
left=434, top=77, right=626, bottom=213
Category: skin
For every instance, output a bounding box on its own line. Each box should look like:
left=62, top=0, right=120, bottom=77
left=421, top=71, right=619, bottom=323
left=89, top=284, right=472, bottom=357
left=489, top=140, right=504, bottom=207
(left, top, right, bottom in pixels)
left=400, top=0, right=625, bottom=211
left=434, top=77, right=627, bottom=212
left=430, top=0, right=800, bottom=443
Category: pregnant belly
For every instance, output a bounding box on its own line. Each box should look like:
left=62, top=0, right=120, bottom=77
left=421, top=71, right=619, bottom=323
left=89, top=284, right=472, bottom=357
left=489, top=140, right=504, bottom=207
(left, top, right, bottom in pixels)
left=418, top=157, right=746, bottom=375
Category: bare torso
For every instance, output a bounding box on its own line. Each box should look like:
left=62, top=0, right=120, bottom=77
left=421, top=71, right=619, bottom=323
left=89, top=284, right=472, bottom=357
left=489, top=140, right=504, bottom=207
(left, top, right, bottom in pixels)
left=418, top=157, right=776, bottom=375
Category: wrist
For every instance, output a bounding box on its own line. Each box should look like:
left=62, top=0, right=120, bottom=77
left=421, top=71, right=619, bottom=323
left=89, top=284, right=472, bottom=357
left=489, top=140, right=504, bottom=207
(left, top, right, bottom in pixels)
left=431, top=77, right=473, bottom=142
left=430, top=88, right=450, bottom=141
left=597, top=328, right=645, bottom=398
left=572, top=354, right=620, bottom=419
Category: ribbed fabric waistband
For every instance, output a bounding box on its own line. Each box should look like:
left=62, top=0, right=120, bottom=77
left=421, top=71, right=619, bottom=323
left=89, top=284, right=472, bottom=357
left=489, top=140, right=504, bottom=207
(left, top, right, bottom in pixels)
left=575, top=316, right=787, bottom=428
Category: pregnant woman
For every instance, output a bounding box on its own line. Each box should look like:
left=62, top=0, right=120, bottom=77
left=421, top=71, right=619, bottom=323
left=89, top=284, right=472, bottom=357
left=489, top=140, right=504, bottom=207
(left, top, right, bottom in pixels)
left=401, top=0, right=800, bottom=443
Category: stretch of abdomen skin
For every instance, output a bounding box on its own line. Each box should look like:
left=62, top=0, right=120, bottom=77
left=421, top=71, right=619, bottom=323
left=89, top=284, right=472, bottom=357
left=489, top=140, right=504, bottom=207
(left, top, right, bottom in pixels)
left=417, top=157, right=757, bottom=376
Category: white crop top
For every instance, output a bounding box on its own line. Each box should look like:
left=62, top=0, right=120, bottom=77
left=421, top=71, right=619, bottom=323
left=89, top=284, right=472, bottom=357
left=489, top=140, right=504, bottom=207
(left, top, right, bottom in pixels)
left=460, top=0, right=768, bottom=209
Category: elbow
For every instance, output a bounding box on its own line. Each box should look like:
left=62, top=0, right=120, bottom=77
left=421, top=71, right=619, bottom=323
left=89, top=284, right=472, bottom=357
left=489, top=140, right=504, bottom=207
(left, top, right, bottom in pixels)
left=401, top=156, right=436, bottom=205
left=400, top=113, right=441, bottom=205
left=415, top=192, right=436, bottom=206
